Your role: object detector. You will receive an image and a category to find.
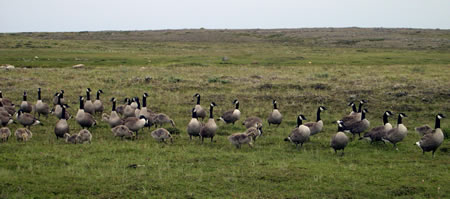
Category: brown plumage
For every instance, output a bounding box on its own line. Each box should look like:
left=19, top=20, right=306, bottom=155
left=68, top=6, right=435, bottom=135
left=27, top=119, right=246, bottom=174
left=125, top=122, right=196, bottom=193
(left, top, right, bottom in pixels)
left=0, top=91, right=14, bottom=106
left=0, top=127, right=11, bottom=142
left=20, top=91, right=33, bottom=113
left=242, top=116, right=262, bottom=129
left=111, top=125, right=135, bottom=140
left=151, top=128, right=173, bottom=143
left=15, top=128, right=32, bottom=142
left=17, top=110, right=42, bottom=129
left=193, top=93, right=206, bottom=120
left=152, top=113, right=175, bottom=128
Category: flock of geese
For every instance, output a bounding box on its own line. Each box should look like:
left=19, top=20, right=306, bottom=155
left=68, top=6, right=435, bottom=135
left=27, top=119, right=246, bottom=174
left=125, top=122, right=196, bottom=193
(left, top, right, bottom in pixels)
left=0, top=89, right=446, bottom=157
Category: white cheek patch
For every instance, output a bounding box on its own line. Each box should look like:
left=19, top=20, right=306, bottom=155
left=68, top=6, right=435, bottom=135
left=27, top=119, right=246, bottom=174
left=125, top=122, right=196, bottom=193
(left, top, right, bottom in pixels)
left=437, top=115, right=442, bottom=119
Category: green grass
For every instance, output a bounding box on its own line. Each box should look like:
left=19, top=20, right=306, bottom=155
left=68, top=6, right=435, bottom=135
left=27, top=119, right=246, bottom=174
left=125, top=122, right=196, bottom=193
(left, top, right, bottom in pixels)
left=0, top=29, right=449, bottom=198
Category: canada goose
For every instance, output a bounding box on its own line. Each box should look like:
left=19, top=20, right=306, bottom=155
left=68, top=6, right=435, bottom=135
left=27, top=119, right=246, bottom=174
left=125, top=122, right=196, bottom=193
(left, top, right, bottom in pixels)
left=228, top=133, right=253, bottom=149
left=52, top=94, right=70, bottom=120
left=243, top=116, right=262, bottom=129
left=17, top=110, right=42, bottom=129
left=415, top=125, right=433, bottom=137
left=304, top=106, right=327, bottom=135
left=382, top=113, right=408, bottom=150
left=20, top=91, right=33, bottom=113
left=415, top=114, right=445, bottom=157
left=193, top=93, right=206, bottom=120
left=93, top=89, right=104, bottom=114
left=187, top=108, right=202, bottom=140
left=123, top=98, right=136, bottom=118
left=284, top=114, right=310, bottom=150
left=360, top=111, right=393, bottom=143
left=0, top=127, right=11, bottom=142
left=133, top=97, right=141, bottom=117
left=153, top=113, right=175, bottom=128
left=0, top=111, right=13, bottom=127
left=111, top=125, right=135, bottom=140
left=268, top=100, right=282, bottom=126
left=130, top=97, right=138, bottom=109
left=219, top=99, right=240, bottom=124
left=0, top=91, right=14, bottom=106
left=35, top=88, right=49, bottom=119
left=124, top=115, right=148, bottom=138
left=77, top=129, right=92, bottom=144
left=246, top=123, right=263, bottom=141
left=343, top=109, right=370, bottom=140
left=76, top=96, right=96, bottom=129
left=0, top=101, right=16, bottom=115
left=84, top=88, right=95, bottom=115
left=330, top=121, right=349, bottom=155
left=53, top=90, right=65, bottom=105
left=115, top=98, right=128, bottom=115
left=139, top=93, right=155, bottom=124
left=341, top=100, right=367, bottom=126
left=54, top=105, right=69, bottom=139
left=102, top=98, right=123, bottom=128
left=151, top=128, right=173, bottom=143
left=64, top=133, right=78, bottom=144
left=15, top=128, right=32, bottom=142
left=200, top=102, right=218, bottom=143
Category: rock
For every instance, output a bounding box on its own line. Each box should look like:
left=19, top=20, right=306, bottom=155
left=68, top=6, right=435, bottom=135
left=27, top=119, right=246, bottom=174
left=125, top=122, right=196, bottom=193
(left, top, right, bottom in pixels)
left=1, top=64, right=15, bottom=70
left=72, top=64, right=85, bottom=69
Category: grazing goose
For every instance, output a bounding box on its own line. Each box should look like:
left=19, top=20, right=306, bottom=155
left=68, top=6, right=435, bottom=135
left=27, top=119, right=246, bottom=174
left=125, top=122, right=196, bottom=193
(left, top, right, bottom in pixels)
left=124, top=115, right=148, bottom=138
left=151, top=128, right=173, bottom=143
left=20, top=91, right=33, bottom=113
left=343, top=109, right=370, bottom=140
left=76, top=96, right=97, bottom=129
left=415, top=114, right=445, bottom=157
left=304, top=106, right=327, bottom=135
left=77, top=129, right=92, bottom=144
left=0, top=91, right=14, bottom=106
left=415, top=125, right=433, bottom=137
left=123, top=98, right=136, bottom=118
left=64, top=133, right=78, bottom=144
left=330, top=121, right=349, bottom=155
left=246, top=123, right=263, bottom=141
left=153, top=113, right=175, bottom=128
left=219, top=99, right=240, bottom=124
left=35, top=88, right=50, bottom=119
left=52, top=94, right=70, bottom=120
left=228, top=132, right=253, bottom=149
left=53, top=90, right=65, bottom=105
left=93, top=89, right=104, bottom=114
left=111, top=125, right=135, bottom=140
left=0, top=101, right=16, bottom=115
left=284, top=114, right=310, bottom=150
left=54, top=105, right=69, bottom=139
left=193, top=93, right=206, bottom=120
left=242, top=116, right=262, bottom=129
left=0, top=111, right=13, bottom=127
left=360, top=111, right=393, bottom=143
left=268, top=100, right=282, bottom=126
left=15, top=128, right=32, bottom=142
left=382, top=113, right=408, bottom=150
left=200, top=102, right=218, bottom=143
left=84, top=88, right=95, bottom=115
left=187, top=108, right=202, bottom=140
left=0, top=127, right=11, bottom=142
left=17, top=110, right=42, bottom=129
left=102, top=98, right=123, bottom=128
left=341, top=100, right=367, bottom=126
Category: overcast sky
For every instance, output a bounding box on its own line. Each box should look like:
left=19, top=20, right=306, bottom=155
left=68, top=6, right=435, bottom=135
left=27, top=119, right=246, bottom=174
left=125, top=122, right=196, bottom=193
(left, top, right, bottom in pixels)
left=0, top=0, right=449, bottom=32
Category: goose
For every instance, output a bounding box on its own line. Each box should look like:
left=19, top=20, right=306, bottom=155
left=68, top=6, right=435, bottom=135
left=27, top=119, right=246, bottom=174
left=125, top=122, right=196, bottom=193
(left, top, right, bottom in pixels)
left=124, top=115, right=148, bottom=138
left=330, top=120, right=349, bottom=155
left=139, top=93, right=156, bottom=127
left=0, top=91, right=14, bottom=106
left=15, top=128, right=32, bottom=142
left=0, top=101, right=16, bottom=115
left=52, top=93, right=70, bottom=120
left=341, top=100, right=367, bottom=127
left=187, top=108, right=202, bottom=140
left=102, top=98, right=123, bottom=128
left=64, top=133, right=78, bottom=144
left=152, top=113, right=175, bottom=128
left=228, top=132, right=253, bottom=149
left=20, top=91, right=33, bottom=113
left=84, top=88, right=95, bottom=115
left=0, top=127, right=11, bottom=142
left=115, top=98, right=128, bottom=115
left=76, top=96, right=96, bottom=129
left=35, top=88, right=50, bottom=119
left=77, top=129, right=92, bottom=144
left=415, top=114, right=445, bottom=157
left=415, top=125, right=433, bottom=137
left=54, top=105, right=69, bottom=139
left=111, top=125, right=135, bottom=140
left=304, top=106, right=327, bottom=135
left=360, top=111, right=393, bottom=143
left=133, top=97, right=141, bottom=117
left=284, top=114, right=310, bottom=150
left=243, top=116, right=262, bottom=129
left=130, top=97, right=138, bottom=109
left=382, top=113, right=408, bottom=150
left=343, top=109, right=370, bottom=140
left=219, top=99, right=240, bottom=124
left=93, top=89, right=104, bottom=114
left=246, top=123, right=263, bottom=141
left=200, top=102, right=218, bottom=143
left=0, top=111, right=13, bottom=127
left=53, top=90, right=65, bottom=105
left=17, top=110, right=42, bottom=129
left=151, top=128, right=173, bottom=143
left=267, top=100, right=282, bottom=126
left=123, top=98, right=136, bottom=118
left=193, top=93, right=206, bottom=120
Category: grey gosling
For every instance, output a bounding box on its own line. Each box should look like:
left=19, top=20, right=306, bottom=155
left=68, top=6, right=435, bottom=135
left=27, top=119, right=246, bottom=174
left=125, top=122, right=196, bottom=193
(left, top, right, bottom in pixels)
left=77, top=129, right=92, bottom=144
left=64, top=133, right=78, bottom=144
left=151, top=128, right=173, bottom=143
left=15, top=128, right=32, bottom=142
left=111, top=125, right=135, bottom=140
left=243, top=116, right=262, bottom=129
left=0, top=127, right=11, bottom=142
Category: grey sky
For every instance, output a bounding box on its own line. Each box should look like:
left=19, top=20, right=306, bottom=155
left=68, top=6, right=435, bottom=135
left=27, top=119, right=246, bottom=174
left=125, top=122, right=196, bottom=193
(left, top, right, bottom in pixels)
left=1, top=0, right=449, bottom=32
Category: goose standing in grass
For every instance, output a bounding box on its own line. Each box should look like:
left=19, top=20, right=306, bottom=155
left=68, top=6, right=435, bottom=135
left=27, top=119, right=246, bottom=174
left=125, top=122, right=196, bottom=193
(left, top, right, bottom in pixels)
left=219, top=99, right=240, bottom=124
left=415, top=114, right=445, bottom=157
left=382, top=113, right=408, bottom=150
left=133, top=98, right=141, bottom=117
left=242, top=116, right=262, bottom=129
left=53, top=90, right=65, bottom=106
left=130, top=97, right=138, bottom=109
left=0, top=127, right=11, bottom=142
left=200, top=102, right=218, bottom=143
left=52, top=93, right=70, bottom=120
left=153, top=113, right=175, bottom=128
left=0, top=101, right=16, bottom=116
left=0, top=91, right=14, bottom=106
left=76, top=96, right=96, bottom=129
left=115, top=98, right=128, bottom=115
left=193, top=93, right=206, bottom=120
left=54, top=105, right=69, bottom=139
left=341, top=100, right=367, bottom=127
left=139, top=93, right=155, bottom=120
left=267, top=100, right=282, bottom=126
left=151, top=128, right=173, bottom=143
left=0, top=110, right=13, bottom=127
left=35, top=88, right=49, bottom=119
left=228, top=132, right=253, bottom=149
left=330, top=120, right=349, bottom=155
left=77, top=129, right=92, bottom=144
left=17, top=110, right=42, bottom=129
left=15, top=128, right=32, bottom=142
left=343, top=109, right=370, bottom=140
left=187, top=108, right=202, bottom=140
left=93, top=89, right=104, bottom=114
left=284, top=114, right=310, bottom=150
left=20, top=91, right=33, bottom=113
left=304, top=106, right=327, bottom=136
left=123, top=98, right=136, bottom=118
left=360, top=111, right=393, bottom=143
left=111, top=125, right=135, bottom=140
left=124, top=115, right=148, bottom=138
left=102, top=98, right=123, bottom=128
left=84, top=88, right=95, bottom=115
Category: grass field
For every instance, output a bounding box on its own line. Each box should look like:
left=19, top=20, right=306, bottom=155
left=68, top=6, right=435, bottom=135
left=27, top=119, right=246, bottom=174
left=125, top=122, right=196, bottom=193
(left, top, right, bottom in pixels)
left=0, top=28, right=449, bottom=198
